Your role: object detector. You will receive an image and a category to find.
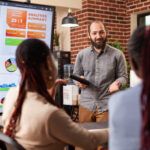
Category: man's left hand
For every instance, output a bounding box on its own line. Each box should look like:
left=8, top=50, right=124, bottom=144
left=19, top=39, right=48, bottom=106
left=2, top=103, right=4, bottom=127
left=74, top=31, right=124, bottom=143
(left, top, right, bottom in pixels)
left=108, top=80, right=121, bottom=93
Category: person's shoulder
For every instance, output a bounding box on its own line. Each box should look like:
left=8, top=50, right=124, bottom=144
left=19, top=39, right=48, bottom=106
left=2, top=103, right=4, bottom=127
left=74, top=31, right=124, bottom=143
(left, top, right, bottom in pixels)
left=78, top=46, right=92, bottom=55
left=106, top=44, right=123, bottom=55
left=51, top=108, right=68, bottom=117
left=9, top=86, right=19, bottom=92
left=109, top=83, right=142, bottom=108
left=106, top=44, right=120, bottom=51
left=5, top=86, right=19, bottom=99
left=33, top=98, right=60, bottom=122
left=49, top=108, right=70, bottom=124
left=35, top=94, right=59, bottom=114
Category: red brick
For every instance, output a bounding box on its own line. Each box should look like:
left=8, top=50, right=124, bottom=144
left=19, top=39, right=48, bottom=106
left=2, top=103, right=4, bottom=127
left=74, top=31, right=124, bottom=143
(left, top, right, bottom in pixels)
left=69, top=0, right=150, bottom=61
left=144, top=1, right=150, bottom=5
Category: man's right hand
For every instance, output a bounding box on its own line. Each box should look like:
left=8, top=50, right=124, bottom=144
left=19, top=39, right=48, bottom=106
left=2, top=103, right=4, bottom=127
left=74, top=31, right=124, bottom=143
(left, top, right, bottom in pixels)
left=76, top=76, right=88, bottom=89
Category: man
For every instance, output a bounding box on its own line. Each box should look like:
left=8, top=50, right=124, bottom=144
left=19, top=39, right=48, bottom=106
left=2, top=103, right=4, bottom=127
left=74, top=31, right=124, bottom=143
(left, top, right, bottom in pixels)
left=73, top=21, right=128, bottom=123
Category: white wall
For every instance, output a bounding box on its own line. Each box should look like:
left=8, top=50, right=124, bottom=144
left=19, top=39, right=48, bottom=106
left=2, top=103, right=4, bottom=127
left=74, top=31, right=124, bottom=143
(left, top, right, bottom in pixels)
left=56, top=7, right=71, bottom=51
left=11, top=0, right=82, bottom=9
left=130, top=14, right=137, bottom=34
left=130, top=70, right=141, bottom=87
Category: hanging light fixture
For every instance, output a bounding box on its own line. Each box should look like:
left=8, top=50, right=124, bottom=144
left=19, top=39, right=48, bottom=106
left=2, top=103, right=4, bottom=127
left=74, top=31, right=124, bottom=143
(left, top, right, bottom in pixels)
left=61, top=8, right=79, bottom=27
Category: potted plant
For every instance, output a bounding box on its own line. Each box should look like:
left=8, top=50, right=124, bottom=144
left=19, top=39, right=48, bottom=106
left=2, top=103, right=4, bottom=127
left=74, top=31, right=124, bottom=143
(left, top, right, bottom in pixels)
left=111, top=41, right=124, bottom=52
left=54, top=30, right=60, bottom=51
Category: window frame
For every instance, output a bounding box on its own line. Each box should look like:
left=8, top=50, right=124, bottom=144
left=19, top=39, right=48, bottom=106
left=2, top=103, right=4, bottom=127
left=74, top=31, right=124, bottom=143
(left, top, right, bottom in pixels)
left=137, top=12, right=150, bottom=26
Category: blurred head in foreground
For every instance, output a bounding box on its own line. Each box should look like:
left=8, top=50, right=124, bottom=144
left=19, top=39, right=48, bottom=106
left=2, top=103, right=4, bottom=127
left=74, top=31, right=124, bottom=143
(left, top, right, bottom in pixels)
left=128, top=26, right=150, bottom=150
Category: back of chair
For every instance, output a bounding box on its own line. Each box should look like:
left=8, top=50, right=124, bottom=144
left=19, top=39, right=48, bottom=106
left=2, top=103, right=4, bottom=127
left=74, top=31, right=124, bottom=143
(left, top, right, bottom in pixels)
left=0, top=132, right=25, bottom=150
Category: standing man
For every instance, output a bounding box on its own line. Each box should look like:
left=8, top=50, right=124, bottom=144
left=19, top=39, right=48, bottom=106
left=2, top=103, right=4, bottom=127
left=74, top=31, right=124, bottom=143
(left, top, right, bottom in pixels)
left=73, top=21, right=128, bottom=123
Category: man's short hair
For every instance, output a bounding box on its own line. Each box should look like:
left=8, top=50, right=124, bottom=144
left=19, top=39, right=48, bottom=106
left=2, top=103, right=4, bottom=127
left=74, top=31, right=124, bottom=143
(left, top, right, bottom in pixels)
left=87, top=20, right=106, bottom=34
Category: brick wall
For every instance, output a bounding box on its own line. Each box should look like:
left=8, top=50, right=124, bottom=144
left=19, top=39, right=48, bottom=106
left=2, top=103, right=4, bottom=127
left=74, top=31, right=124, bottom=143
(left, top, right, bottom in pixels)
left=126, top=0, right=150, bottom=42
left=70, top=0, right=150, bottom=63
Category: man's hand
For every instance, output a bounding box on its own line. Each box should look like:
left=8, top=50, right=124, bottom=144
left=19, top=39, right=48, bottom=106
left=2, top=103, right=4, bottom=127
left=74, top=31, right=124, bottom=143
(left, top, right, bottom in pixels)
left=76, top=76, right=87, bottom=89
left=108, top=80, right=121, bottom=93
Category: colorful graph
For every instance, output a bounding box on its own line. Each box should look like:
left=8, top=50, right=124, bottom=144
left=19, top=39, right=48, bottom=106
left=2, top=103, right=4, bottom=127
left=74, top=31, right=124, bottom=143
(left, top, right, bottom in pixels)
left=5, top=58, right=17, bottom=72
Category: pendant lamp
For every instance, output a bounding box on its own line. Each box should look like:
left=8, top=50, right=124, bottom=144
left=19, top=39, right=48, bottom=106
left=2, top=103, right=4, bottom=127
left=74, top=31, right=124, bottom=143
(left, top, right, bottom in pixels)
left=61, top=8, right=79, bottom=27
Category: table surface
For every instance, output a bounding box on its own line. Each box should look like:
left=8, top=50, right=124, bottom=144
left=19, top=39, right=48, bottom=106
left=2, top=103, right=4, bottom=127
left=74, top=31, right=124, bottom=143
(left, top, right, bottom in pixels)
left=79, top=122, right=108, bottom=130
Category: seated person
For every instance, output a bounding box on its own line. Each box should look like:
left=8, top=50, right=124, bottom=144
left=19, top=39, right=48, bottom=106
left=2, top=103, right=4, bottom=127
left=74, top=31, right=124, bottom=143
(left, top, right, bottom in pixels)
left=2, top=39, right=108, bottom=150
left=109, top=26, right=150, bottom=150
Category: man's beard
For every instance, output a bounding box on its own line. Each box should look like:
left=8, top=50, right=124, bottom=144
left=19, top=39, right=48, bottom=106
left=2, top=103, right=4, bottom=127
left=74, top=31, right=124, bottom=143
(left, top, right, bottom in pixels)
left=90, top=37, right=107, bottom=50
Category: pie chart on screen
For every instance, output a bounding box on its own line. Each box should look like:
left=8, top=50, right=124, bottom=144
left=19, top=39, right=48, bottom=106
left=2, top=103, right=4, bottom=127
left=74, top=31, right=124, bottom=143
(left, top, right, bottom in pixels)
left=0, top=97, right=4, bottom=104
left=0, top=97, right=4, bottom=113
left=5, top=58, right=17, bottom=72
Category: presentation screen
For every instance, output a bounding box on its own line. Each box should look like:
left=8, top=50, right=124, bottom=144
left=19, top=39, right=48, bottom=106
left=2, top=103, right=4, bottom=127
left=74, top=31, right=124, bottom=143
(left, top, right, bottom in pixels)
left=0, top=0, right=55, bottom=113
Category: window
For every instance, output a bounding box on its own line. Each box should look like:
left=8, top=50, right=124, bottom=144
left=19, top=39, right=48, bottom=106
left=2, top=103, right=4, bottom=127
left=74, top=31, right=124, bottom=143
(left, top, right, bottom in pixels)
left=137, top=12, right=150, bottom=26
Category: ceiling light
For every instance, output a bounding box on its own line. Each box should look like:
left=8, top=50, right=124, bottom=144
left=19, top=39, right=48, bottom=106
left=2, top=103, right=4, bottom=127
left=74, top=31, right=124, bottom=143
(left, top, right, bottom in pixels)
left=61, top=8, right=79, bottom=28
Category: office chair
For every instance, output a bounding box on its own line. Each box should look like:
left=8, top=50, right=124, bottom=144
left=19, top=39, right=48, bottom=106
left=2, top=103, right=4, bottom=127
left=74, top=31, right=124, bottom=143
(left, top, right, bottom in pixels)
left=0, top=132, right=25, bottom=150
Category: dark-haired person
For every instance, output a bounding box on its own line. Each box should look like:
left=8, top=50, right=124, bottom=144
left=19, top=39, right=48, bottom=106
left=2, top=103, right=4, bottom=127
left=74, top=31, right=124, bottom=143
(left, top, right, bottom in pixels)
left=109, top=26, right=150, bottom=150
left=73, top=20, right=128, bottom=123
left=2, top=39, right=108, bottom=150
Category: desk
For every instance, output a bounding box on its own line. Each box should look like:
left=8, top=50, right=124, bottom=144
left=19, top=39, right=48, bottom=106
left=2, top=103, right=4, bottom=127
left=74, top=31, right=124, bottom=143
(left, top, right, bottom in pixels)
left=79, top=122, right=108, bottom=150
left=79, top=122, right=108, bottom=130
